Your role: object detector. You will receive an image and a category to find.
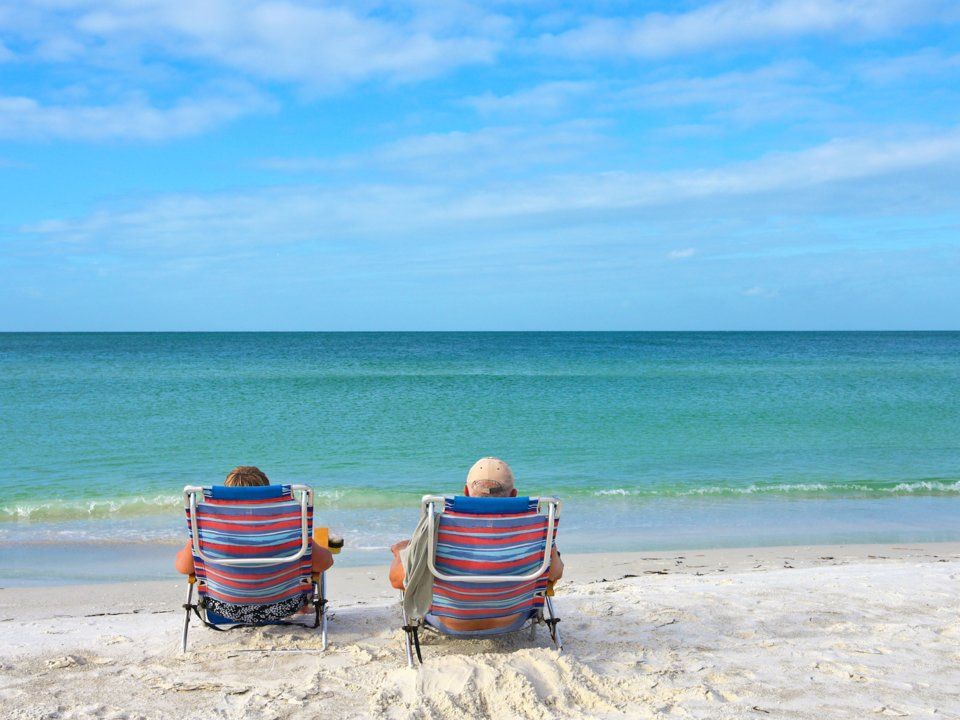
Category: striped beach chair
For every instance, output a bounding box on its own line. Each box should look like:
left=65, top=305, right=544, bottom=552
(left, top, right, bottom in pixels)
left=401, top=495, right=562, bottom=666
left=180, top=484, right=330, bottom=652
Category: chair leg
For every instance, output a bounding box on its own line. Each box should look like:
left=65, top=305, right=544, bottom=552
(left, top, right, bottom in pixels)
left=400, top=595, right=422, bottom=668
left=181, top=582, right=194, bottom=653
left=320, top=573, right=329, bottom=651
left=544, top=596, right=563, bottom=653
left=401, top=601, right=414, bottom=668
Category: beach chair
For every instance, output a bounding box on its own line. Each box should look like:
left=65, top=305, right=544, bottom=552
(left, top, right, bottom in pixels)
left=180, top=484, right=330, bottom=652
left=400, top=495, right=562, bottom=667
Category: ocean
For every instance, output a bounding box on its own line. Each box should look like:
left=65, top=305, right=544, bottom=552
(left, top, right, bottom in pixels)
left=2, top=332, right=959, bottom=585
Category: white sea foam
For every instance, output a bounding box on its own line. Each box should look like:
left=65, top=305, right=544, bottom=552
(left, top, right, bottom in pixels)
left=1, top=494, right=181, bottom=521
left=5, top=478, right=959, bottom=525
left=0, top=486, right=393, bottom=522
left=889, top=480, right=960, bottom=493
left=591, top=479, right=960, bottom=498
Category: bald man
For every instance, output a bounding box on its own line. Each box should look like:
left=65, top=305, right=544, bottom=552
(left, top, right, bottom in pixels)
left=389, top=457, right=563, bottom=631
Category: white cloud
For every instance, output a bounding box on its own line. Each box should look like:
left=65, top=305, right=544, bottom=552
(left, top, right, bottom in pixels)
left=441, top=127, right=960, bottom=220
left=18, top=127, right=960, bottom=251
left=0, top=90, right=272, bottom=140
left=5, top=0, right=503, bottom=90
left=257, top=121, right=609, bottom=178
left=461, top=62, right=839, bottom=130
left=539, top=0, right=953, bottom=59
left=464, top=81, right=596, bottom=115
left=741, top=286, right=779, bottom=297
left=858, top=47, right=960, bottom=83
left=618, top=61, right=840, bottom=123
left=668, top=248, right=697, bottom=259
left=34, top=34, right=87, bottom=62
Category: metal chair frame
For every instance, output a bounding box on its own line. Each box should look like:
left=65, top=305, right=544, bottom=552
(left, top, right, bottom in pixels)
left=402, top=494, right=563, bottom=667
left=180, top=484, right=329, bottom=652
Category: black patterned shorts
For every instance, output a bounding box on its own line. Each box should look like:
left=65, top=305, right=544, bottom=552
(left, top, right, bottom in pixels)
left=204, top=594, right=310, bottom=624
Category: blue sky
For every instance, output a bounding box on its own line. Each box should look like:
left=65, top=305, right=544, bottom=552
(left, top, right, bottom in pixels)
left=2, top=0, right=959, bottom=330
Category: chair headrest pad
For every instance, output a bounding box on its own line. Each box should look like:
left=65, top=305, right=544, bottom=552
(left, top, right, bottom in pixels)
left=449, top=495, right=533, bottom=514
left=207, top=484, right=289, bottom=500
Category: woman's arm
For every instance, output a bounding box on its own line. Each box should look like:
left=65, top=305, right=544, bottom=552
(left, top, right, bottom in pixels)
left=174, top=540, right=195, bottom=575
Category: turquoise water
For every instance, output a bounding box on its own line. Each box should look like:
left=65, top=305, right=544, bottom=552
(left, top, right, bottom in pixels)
left=2, top=332, right=959, bottom=584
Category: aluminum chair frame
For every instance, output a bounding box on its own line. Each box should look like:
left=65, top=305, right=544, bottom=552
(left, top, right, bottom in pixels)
left=402, top=494, right=563, bottom=667
left=180, top=484, right=329, bottom=652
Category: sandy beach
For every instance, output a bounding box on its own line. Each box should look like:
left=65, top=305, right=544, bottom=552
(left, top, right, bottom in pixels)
left=2, top=542, right=958, bottom=719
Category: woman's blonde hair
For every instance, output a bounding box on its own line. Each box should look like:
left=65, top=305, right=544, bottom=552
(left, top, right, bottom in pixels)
left=224, top=466, right=270, bottom=487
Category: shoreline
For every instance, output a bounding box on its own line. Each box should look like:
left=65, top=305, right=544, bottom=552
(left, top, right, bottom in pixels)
left=6, top=513, right=960, bottom=587
left=4, top=539, right=960, bottom=591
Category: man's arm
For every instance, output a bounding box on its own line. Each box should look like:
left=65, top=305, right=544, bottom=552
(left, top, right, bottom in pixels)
left=389, top=540, right=410, bottom=590
left=174, top=540, right=195, bottom=575
left=548, top=546, right=564, bottom=582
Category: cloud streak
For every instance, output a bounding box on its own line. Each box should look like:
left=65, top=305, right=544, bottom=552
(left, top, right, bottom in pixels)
left=616, top=60, right=842, bottom=124
left=539, top=0, right=955, bottom=59
left=5, top=0, right=503, bottom=90
left=0, top=90, right=273, bottom=140
left=256, top=121, right=610, bottom=178
left=19, top=127, right=960, bottom=253
left=742, top=285, right=779, bottom=297
left=464, top=81, right=597, bottom=116
left=857, top=47, right=960, bottom=83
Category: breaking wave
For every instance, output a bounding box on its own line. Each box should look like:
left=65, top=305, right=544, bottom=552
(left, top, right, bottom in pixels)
left=1, top=495, right=182, bottom=521
left=592, top=479, right=960, bottom=498
left=0, top=488, right=370, bottom=522
left=4, top=478, right=958, bottom=524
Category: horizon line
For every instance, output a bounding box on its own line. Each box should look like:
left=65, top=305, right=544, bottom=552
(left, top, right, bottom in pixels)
left=2, top=329, right=958, bottom=334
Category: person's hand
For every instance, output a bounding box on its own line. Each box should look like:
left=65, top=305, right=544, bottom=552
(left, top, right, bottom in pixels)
left=391, top=540, right=411, bottom=557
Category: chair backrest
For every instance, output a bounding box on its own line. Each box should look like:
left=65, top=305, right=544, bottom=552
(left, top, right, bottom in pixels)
left=427, top=496, right=559, bottom=624
left=184, top=484, right=314, bottom=618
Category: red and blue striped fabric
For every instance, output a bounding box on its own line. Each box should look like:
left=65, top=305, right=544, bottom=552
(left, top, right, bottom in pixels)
left=429, top=498, right=558, bottom=623
left=186, top=485, right=313, bottom=612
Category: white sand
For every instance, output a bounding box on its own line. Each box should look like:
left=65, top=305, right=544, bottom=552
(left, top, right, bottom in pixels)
left=2, top=543, right=959, bottom=719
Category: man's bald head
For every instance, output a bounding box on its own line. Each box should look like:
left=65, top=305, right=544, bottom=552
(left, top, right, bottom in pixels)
left=465, top=457, right=517, bottom=497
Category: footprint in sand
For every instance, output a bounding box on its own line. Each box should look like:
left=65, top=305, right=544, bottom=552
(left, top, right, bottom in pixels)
left=936, top=623, right=960, bottom=638
left=103, top=635, right=132, bottom=645
left=45, top=655, right=86, bottom=669
left=373, top=649, right=646, bottom=719
left=873, top=705, right=910, bottom=716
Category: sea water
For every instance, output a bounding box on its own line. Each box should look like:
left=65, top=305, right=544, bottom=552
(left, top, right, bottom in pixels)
left=2, top=332, right=958, bottom=585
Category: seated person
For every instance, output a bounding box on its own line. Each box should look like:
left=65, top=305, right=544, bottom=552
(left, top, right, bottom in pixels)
left=389, top=457, right=563, bottom=632
left=174, top=465, right=334, bottom=577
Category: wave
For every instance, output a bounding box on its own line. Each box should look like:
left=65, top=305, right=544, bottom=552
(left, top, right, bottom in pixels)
left=0, top=488, right=369, bottom=522
left=0, top=494, right=182, bottom=521
left=591, top=479, right=960, bottom=498
left=4, top=478, right=958, bottom=523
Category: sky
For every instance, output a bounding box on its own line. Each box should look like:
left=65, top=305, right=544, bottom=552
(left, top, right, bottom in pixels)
left=1, top=0, right=959, bottom=331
